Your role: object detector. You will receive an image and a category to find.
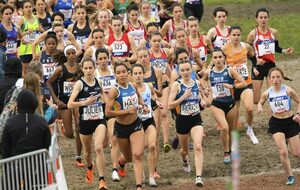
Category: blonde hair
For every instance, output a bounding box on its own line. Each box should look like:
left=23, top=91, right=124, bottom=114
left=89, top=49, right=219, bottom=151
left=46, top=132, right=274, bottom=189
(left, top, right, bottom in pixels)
left=23, top=72, right=44, bottom=115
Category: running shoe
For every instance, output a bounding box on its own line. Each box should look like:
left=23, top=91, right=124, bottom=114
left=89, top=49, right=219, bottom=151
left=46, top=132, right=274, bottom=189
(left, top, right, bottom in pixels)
left=172, top=137, right=179, bottom=149
left=223, top=153, right=231, bottom=164
left=195, top=176, right=204, bottom=187
left=118, top=168, right=126, bottom=177
left=98, top=179, right=108, bottom=190
left=153, top=171, right=160, bottom=179
left=182, top=160, right=191, bottom=173
left=149, top=177, right=157, bottom=187
left=247, top=127, right=259, bottom=144
left=75, top=156, right=85, bottom=167
left=286, top=176, right=295, bottom=185
left=111, top=170, right=120, bottom=181
left=163, top=143, right=171, bottom=153
left=85, top=163, right=94, bottom=184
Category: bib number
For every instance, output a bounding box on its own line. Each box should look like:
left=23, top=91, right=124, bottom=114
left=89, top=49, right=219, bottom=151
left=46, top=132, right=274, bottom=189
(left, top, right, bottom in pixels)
left=180, top=101, right=200, bottom=116
left=6, top=41, right=17, bottom=54
left=258, top=40, right=275, bottom=56
left=63, top=81, right=75, bottom=96
left=83, top=103, right=104, bottom=120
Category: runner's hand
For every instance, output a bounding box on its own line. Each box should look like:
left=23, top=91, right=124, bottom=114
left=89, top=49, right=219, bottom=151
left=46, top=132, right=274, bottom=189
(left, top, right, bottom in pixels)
left=286, top=47, right=294, bottom=55
left=84, top=95, right=98, bottom=106
left=183, top=87, right=192, bottom=99
left=127, top=105, right=137, bottom=114
left=293, top=114, right=300, bottom=124
left=257, top=104, right=263, bottom=114
left=253, top=67, right=259, bottom=76
left=257, top=58, right=265, bottom=65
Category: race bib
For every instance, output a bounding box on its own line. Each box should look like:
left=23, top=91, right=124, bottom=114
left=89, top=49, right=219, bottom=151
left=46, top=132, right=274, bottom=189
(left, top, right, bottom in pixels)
left=82, top=102, right=104, bottom=120
left=101, top=76, right=116, bottom=93
left=212, top=83, right=231, bottom=98
left=24, top=31, right=39, bottom=43
left=60, top=9, right=72, bottom=20
left=128, top=30, right=144, bottom=46
left=197, top=46, right=206, bottom=62
left=6, top=41, right=17, bottom=54
left=137, top=105, right=152, bottom=120
left=63, top=81, right=75, bottom=96
left=151, top=58, right=167, bottom=74
left=235, top=64, right=249, bottom=79
left=111, top=41, right=128, bottom=56
left=269, top=96, right=290, bottom=114
left=258, top=40, right=275, bottom=56
left=180, top=101, right=200, bottom=116
left=76, top=36, right=88, bottom=50
left=43, top=63, right=56, bottom=78
left=122, top=94, right=138, bottom=109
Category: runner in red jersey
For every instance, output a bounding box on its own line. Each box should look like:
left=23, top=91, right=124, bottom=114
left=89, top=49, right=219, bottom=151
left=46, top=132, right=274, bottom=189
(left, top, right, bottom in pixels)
left=246, top=8, right=293, bottom=104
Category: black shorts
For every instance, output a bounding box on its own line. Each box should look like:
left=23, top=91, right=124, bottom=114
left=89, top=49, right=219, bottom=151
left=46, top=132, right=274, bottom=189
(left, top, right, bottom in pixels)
left=212, top=100, right=235, bottom=115
left=269, top=116, right=300, bottom=139
left=19, top=54, right=33, bottom=64
left=252, top=61, right=276, bottom=80
left=175, top=113, right=203, bottom=135
left=114, top=118, right=143, bottom=138
left=142, top=117, right=156, bottom=131
left=234, top=84, right=253, bottom=101
left=79, top=119, right=107, bottom=135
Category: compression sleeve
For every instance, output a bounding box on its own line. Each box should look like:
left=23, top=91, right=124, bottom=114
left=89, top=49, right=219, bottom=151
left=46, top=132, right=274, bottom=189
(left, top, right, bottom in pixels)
left=248, top=55, right=257, bottom=67
left=275, top=40, right=283, bottom=53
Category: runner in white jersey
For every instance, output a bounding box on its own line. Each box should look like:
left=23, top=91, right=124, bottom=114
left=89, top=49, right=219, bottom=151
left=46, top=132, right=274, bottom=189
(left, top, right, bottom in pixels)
left=258, top=67, right=300, bottom=186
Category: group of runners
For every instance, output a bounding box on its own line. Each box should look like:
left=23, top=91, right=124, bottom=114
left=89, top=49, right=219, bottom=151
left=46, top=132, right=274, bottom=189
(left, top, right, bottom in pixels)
left=0, top=0, right=300, bottom=189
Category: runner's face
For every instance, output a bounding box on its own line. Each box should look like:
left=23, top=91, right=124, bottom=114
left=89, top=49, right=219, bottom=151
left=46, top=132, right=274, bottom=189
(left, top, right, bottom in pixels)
left=175, top=30, right=187, bottom=45
left=98, top=11, right=109, bottom=25
left=150, top=35, right=162, bottom=49
left=2, top=9, right=13, bottom=22
left=82, top=61, right=95, bottom=77
left=112, top=19, right=122, bottom=33
left=131, top=66, right=144, bottom=83
left=54, top=15, right=64, bottom=24
left=137, top=50, right=150, bottom=66
left=128, top=10, right=139, bottom=22
left=215, top=11, right=227, bottom=24
left=115, top=65, right=128, bottom=84
left=35, top=0, right=45, bottom=12
left=173, top=6, right=182, bottom=19
left=146, top=26, right=158, bottom=35
left=53, top=26, right=64, bottom=39
left=269, top=70, right=283, bottom=86
left=188, top=20, right=199, bottom=35
left=178, top=62, right=192, bottom=79
left=23, top=2, right=33, bottom=15
left=76, top=8, right=86, bottom=21
left=93, top=31, right=104, bottom=46
left=8, top=0, right=16, bottom=8
left=97, top=52, right=109, bottom=68
left=66, top=49, right=76, bottom=61
left=230, top=29, right=241, bottom=44
left=212, top=51, right=225, bottom=67
left=177, top=52, right=189, bottom=63
left=140, top=3, right=150, bottom=15
left=96, top=0, right=105, bottom=8
left=256, top=12, right=269, bottom=27
left=45, top=38, right=57, bottom=52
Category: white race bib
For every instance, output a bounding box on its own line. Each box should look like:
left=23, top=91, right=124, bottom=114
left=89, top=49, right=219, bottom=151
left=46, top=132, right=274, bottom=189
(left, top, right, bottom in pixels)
left=83, top=103, right=104, bottom=120
left=212, top=83, right=231, bottom=99
left=101, top=76, right=116, bottom=92
left=180, top=101, right=200, bottom=116
left=270, top=96, right=290, bottom=114
left=122, top=94, right=138, bottom=109
left=43, top=63, right=56, bottom=77
left=60, top=9, right=72, bottom=20
left=234, top=64, right=249, bottom=79
left=111, top=41, right=128, bottom=56
left=63, top=81, right=75, bottom=96
left=258, top=40, right=275, bottom=56
left=151, top=59, right=167, bottom=74
left=6, top=41, right=17, bottom=54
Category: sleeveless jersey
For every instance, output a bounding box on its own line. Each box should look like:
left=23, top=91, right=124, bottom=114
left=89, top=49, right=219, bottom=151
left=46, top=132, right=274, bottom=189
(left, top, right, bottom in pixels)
left=213, top=26, right=230, bottom=49
left=144, top=66, right=158, bottom=89
left=224, top=42, right=252, bottom=84
left=53, top=0, right=73, bottom=27
left=149, top=49, right=168, bottom=74
left=139, top=15, right=157, bottom=27
left=108, top=33, right=130, bottom=57
left=137, top=83, right=152, bottom=120
left=113, top=83, right=138, bottom=111
left=72, top=21, right=91, bottom=50
left=127, top=20, right=146, bottom=47
left=96, top=67, right=116, bottom=93
left=175, top=79, right=201, bottom=116
left=0, top=23, right=18, bottom=57
left=38, top=12, right=52, bottom=31
left=187, top=35, right=207, bottom=62
left=253, top=28, right=275, bottom=63
left=19, top=16, right=40, bottom=56
left=114, top=0, right=129, bottom=15
left=40, top=51, right=55, bottom=81
left=167, top=18, right=187, bottom=46
left=58, top=64, right=78, bottom=104
left=209, top=66, right=234, bottom=102
left=268, top=85, right=291, bottom=114
left=77, top=77, right=104, bottom=121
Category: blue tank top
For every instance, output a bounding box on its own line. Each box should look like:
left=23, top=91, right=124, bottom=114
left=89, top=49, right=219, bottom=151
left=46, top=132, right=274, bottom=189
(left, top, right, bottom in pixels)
left=40, top=51, right=55, bottom=81
left=144, top=67, right=158, bottom=89
left=175, top=79, right=200, bottom=116
left=0, top=23, right=18, bottom=57
left=53, top=0, right=73, bottom=27
left=72, top=21, right=91, bottom=50
left=268, top=85, right=292, bottom=114
left=76, top=77, right=104, bottom=121
left=114, top=83, right=138, bottom=111
left=209, top=66, right=234, bottom=102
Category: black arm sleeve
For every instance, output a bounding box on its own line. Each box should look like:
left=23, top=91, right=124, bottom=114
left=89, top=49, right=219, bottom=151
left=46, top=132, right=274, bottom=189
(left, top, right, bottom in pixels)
left=275, top=40, right=283, bottom=53
left=248, top=55, right=257, bottom=67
